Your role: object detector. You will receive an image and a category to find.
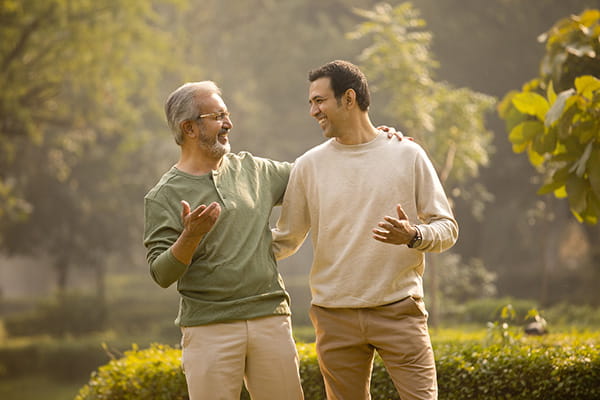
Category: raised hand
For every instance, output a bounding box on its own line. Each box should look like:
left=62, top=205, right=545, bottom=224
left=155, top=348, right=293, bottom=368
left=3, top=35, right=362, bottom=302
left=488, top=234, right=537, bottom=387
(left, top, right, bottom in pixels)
left=372, top=204, right=417, bottom=245
left=181, top=200, right=221, bottom=239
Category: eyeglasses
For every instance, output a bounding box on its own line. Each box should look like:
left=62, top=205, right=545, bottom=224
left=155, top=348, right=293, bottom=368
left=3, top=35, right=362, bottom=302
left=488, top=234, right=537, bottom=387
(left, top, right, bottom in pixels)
left=196, top=111, right=231, bottom=122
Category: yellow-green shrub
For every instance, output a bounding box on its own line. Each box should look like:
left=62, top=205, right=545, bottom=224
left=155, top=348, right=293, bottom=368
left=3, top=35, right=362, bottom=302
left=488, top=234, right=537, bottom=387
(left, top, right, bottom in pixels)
left=76, top=341, right=600, bottom=400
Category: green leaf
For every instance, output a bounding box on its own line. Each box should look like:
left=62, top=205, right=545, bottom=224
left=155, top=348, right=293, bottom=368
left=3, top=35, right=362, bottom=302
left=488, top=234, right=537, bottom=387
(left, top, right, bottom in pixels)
left=532, top=130, right=553, bottom=155
left=554, top=185, right=568, bottom=198
left=569, top=142, right=593, bottom=177
left=537, top=180, right=564, bottom=195
left=575, top=75, right=600, bottom=98
left=527, top=147, right=545, bottom=167
left=588, top=147, right=600, bottom=199
left=512, top=92, right=549, bottom=121
left=546, top=80, right=557, bottom=104
left=578, top=125, right=596, bottom=144
left=508, top=120, right=543, bottom=145
left=566, top=174, right=587, bottom=214
left=545, top=89, right=575, bottom=127
left=586, top=193, right=600, bottom=224
left=512, top=142, right=528, bottom=153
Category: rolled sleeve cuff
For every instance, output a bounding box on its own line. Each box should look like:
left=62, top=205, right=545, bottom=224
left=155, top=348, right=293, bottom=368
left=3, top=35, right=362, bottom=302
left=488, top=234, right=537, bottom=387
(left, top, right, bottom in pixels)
left=150, top=249, right=188, bottom=288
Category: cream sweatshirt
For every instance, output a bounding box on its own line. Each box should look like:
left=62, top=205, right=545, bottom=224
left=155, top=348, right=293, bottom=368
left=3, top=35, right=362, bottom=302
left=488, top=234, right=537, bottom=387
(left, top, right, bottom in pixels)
left=272, top=133, right=458, bottom=308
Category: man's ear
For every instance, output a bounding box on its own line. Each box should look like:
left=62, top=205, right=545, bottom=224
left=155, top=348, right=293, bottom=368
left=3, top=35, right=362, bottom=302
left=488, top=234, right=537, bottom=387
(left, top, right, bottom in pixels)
left=344, top=89, right=356, bottom=108
left=181, top=120, right=195, bottom=137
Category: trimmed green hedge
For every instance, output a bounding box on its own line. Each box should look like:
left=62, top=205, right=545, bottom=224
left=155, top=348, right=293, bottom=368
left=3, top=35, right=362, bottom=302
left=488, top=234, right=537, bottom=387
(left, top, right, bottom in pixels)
left=75, top=341, right=600, bottom=400
left=0, top=338, right=111, bottom=381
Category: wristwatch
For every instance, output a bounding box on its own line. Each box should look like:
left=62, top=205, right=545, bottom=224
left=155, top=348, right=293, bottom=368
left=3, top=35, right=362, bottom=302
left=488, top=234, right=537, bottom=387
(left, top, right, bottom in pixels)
left=407, top=226, right=422, bottom=248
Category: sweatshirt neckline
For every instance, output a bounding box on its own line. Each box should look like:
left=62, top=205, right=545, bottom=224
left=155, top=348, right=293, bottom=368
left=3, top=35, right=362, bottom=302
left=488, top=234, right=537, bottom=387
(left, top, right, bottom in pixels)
left=329, top=132, right=384, bottom=151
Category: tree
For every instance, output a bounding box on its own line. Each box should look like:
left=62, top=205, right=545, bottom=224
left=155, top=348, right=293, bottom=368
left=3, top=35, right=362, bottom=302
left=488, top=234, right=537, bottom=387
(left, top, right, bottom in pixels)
left=499, top=9, right=600, bottom=225
left=349, top=2, right=497, bottom=324
left=0, top=0, right=188, bottom=301
left=498, top=9, right=600, bottom=305
left=350, top=2, right=496, bottom=216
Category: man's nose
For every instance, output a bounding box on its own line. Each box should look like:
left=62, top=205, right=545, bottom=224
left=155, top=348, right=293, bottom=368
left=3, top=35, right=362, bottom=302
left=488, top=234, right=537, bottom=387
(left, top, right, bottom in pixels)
left=223, top=115, right=233, bottom=129
left=310, top=103, right=319, bottom=117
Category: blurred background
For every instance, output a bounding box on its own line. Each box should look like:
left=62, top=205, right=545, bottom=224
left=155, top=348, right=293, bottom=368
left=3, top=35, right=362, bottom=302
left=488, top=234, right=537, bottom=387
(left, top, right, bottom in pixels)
left=1, top=0, right=599, bottom=399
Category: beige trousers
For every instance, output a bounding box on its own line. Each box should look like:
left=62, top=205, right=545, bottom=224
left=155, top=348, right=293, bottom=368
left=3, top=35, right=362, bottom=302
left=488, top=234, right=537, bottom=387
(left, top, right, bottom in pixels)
left=180, top=315, right=304, bottom=400
left=310, top=297, right=437, bottom=400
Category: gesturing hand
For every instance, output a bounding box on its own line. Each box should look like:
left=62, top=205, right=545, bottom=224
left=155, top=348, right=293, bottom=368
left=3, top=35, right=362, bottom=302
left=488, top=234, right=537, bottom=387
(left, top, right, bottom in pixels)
left=372, top=204, right=416, bottom=245
left=181, top=200, right=221, bottom=239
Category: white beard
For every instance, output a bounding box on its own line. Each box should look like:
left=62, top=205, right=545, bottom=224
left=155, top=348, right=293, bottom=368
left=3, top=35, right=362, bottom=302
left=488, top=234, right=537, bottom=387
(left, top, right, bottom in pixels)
left=198, top=131, right=230, bottom=159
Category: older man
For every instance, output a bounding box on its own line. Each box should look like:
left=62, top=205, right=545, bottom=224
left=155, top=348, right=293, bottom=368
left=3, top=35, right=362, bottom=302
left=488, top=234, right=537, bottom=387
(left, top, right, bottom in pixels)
left=143, top=81, right=304, bottom=400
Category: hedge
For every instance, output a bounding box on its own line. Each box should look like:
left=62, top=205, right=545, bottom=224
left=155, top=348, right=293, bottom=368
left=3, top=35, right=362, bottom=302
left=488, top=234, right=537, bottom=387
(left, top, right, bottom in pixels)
left=75, top=341, right=600, bottom=400
left=0, top=338, right=111, bottom=381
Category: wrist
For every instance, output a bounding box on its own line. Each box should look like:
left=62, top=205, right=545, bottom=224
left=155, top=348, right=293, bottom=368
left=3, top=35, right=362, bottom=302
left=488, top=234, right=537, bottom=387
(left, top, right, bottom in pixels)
left=407, top=225, right=422, bottom=248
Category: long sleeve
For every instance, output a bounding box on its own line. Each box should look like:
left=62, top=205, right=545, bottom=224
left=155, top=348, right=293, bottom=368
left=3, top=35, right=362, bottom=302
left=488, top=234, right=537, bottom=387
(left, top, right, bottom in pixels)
left=272, top=164, right=311, bottom=260
left=412, top=147, right=459, bottom=252
left=144, top=198, right=188, bottom=288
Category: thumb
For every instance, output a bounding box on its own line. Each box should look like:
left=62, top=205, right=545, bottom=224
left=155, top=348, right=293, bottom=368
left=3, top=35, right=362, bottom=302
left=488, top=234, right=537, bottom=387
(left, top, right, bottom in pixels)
left=181, top=200, right=191, bottom=218
left=396, top=204, right=408, bottom=221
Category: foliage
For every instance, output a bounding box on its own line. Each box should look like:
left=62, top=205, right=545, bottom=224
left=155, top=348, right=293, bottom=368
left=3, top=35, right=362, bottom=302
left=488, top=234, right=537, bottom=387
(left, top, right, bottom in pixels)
left=75, top=344, right=187, bottom=400
left=458, top=297, right=539, bottom=325
left=4, top=293, right=111, bottom=337
left=349, top=2, right=496, bottom=214
left=3, top=293, right=106, bottom=337
left=0, top=336, right=110, bottom=381
left=498, top=9, right=600, bottom=224
left=425, top=253, right=497, bottom=304
left=0, top=375, right=84, bottom=400
left=0, top=0, right=188, bottom=293
left=436, top=342, right=600, bottom=400
left=499, top=75, right=600, bottom=224
left=537, top=8, right=600, bottom=92
left=74, top=340, right=600, bottom=400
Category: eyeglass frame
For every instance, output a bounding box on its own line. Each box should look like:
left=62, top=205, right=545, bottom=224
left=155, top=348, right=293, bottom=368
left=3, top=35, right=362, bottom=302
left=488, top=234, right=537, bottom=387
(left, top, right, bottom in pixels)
left=196, top=110, right=231, bottom=122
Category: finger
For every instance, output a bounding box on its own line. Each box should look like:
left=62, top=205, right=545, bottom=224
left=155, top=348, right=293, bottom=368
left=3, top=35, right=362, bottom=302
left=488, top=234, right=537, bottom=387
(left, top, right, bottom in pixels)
left=373, top=228, right=390, bottom=237
left=200, top=202, right=221, bottom=220
left=193, top=204, right=207, bottom=218
left=396, top=204, right=408, bottom=221
left=209, top=203, right=221, bottom=219
left=382, top=217, right=400, bottom=229
left=376, top=125, right=390, bottom=132
left=373, top=234, right=391, bottom=243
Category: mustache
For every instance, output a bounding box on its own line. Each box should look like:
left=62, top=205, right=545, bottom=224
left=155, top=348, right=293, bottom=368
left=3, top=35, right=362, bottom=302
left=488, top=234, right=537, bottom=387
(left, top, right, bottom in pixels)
left=219, top=127, right=231, bottom=135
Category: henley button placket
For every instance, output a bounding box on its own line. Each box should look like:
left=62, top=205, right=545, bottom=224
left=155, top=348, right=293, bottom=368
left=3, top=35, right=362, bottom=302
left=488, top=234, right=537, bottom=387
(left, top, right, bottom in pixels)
left=211, top=170, right=227, bottom=205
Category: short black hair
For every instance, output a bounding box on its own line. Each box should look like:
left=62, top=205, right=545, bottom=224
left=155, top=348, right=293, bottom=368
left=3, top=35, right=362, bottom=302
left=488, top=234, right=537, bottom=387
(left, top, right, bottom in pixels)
left=308, top=60, right=370, bottom=111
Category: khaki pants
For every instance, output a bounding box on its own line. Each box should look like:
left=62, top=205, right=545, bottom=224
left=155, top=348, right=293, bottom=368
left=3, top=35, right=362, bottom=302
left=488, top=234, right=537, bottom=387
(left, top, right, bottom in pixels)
left=180, top=315, right=304, bottom=400
left=310, top=297, right=437, bottom=400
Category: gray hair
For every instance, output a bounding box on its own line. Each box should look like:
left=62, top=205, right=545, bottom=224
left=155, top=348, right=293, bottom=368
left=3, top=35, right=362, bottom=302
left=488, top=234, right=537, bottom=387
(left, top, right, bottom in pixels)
left=164, top=81, right=221, bottom=145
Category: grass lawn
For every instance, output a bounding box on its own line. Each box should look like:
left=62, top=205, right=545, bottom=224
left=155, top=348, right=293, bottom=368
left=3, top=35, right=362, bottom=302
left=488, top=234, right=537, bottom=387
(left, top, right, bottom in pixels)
left=0, top=375, right=87, bottom=400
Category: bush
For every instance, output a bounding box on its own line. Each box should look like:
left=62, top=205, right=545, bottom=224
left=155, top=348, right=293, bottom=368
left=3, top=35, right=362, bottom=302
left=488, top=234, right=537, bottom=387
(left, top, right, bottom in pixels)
left=75, top=344, right=187, bottom=400
left=459, top=297, right=538, bottom=325
left=75, top=340, right=600, bottom=400
left=0, top=337, right=111, bottom=381
left=4, top=293, right=106, bottom=337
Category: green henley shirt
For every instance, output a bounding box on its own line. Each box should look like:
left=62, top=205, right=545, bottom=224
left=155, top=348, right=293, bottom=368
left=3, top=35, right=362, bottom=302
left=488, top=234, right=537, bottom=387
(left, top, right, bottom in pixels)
left=143, top=151, right=292, bottom=326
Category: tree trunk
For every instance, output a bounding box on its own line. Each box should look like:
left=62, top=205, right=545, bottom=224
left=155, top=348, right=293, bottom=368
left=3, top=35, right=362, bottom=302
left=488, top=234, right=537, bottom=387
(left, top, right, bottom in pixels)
left=427, top=254, right=439, bottom=327
left=54, top=255, right=70, bottom=297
